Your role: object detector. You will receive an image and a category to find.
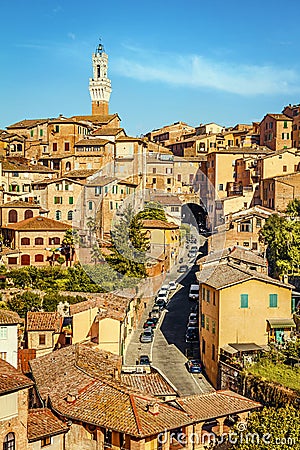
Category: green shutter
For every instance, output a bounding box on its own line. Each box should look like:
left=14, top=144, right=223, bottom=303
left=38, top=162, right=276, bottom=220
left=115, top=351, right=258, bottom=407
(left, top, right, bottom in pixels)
left=240, top=294, right=248, bottom=308
left=269, top=294, right=278, bottom=308
left=69, top=197, right=74, bottom=205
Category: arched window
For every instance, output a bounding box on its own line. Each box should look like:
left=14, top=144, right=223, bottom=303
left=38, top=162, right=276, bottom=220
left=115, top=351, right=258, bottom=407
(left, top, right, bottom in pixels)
left=21, top=255, right=30, bottom=266
left=65, top=162, right=71, bottom=171
left=8, top=210, right=18, bottom=223
left=3, top=432, right=15, bottom=450
left=67, top=210, right=73, bottom=221
left=21, top=237, right=30, bottom=246
left=55, top=210, right=61, bottom=221
left=24, top=210, right=33, bottom=220
left=35, top=254, right=44, bottom=263
left=35, top=237, right=44, bottom=245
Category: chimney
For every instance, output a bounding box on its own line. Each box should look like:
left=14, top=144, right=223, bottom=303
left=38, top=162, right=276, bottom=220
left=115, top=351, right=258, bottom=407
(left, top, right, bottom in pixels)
left=148, top=402, right=159, bottom=415
left=66, top=390, right=78, bottom=403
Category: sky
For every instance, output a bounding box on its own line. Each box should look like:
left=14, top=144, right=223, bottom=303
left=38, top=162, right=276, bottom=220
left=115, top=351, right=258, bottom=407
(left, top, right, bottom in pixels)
left=1, top=0, right=300, bottom=137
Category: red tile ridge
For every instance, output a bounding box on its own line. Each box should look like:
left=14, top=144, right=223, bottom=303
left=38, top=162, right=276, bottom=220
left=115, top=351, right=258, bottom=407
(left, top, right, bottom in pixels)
left=129, top=394, right=143, bottom=436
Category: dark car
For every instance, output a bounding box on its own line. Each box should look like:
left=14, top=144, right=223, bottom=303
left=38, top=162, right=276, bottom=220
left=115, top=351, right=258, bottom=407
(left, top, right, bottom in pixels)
left=155, top=298, right=166, bottom=309
left=143, top=318, right=158, bottom=329
left=186, top=359, right=202, bottom=373
left=178, top=264, right=188, bottom=273
left=139, top=355, right=151, bottom=365
left=185, top=327, right=199, bottom=343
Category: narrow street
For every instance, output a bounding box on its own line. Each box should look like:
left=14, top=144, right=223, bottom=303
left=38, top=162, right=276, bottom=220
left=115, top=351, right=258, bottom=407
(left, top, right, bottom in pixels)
left=124, top=239, right=214, bottom=396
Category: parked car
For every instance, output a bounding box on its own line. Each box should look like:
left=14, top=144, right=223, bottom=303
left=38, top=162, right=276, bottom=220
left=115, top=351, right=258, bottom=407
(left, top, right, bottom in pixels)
left=156, top=293, right=168, bottom=304
left=161, top=284, right=169, bottom=291
left=189, top=284, right=199, bottom=300
left=188, top=313, right=198, bottom=327
left=150, top=306, right=161, bottom=319
left=186, top=359, right=202, bottom=373
left=178, top=264, right=188, bottom=273
left=188, top=250, right=197, bottom=259
left=155, top=298, right=166, bottom=309
left=143, top=319, right=157, bottom=329
left=191, top=245, right=198, bottom=252
left=139, top=355, right=151, bottom=365
left=185, top=327, right=199, bottom=343
left=168, top=281, right=178, bottom=290
left=140, top=328, right=154, bottom=343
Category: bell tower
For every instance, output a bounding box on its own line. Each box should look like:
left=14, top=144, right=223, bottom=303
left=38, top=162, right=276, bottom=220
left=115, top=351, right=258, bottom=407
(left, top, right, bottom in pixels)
left=89, top=42, right=112, bottom=116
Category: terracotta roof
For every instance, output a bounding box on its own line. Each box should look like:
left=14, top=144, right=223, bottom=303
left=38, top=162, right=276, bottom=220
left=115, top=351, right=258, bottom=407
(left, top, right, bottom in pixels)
left=7, top=119, right=48, bottom=129
left=87, top=176, right=117, bottom=187
left=142, top=219, right=179, bottom=230
left=121, top=372, right=177, bottom=398
left=64, top=169, right=99, bottom=178
left=208, top=146, right=273, bottom=155
left=3, top=215, right=71, bottom=231
left=32, top=177, right=83, bottom=186
left=0, top=309, right=22, bottom=325
left=265, top=114, right=292, bottom=121
left=26, top=312, right=61, bottom=332
left=150, top=195, right=182, bottom=206
left=69, top=293, right=129, bottom=322
left=1, top=200, right=41, bottom=208
left=197, top=247, right=267, bottom=268
left=0, top=359, right=33, bottom=394
left=92, top=127, right=125, bottom=136
left=176, top=390, right=261, bottom=422
left=75, top=138, right=111, bottom=146
left=71, top=114, right=119, bottom=124
left=116, top=136, right=145, bottom=143
left=30, top=345, right=261, bottom=438
left=27, top=408, right=69, bottom=442
left=197, top=262, right=293, bottom=289
left=1, top=157, right=55, bottom=173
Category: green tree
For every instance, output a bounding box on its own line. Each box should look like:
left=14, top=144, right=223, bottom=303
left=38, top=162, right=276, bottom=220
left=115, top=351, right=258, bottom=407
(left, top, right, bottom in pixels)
left=286, top=198, right=300, bottom=217
left=136, top=201, right=167, bottom=222
left=7, top=291, right=41, bottom=318
left=106, top=205, right=149, bottom=278
left=228, top=406, right=300, bottom=449
left=63, top=228, right=79, bottom=246
left=64, top=264, right=102, bottom=292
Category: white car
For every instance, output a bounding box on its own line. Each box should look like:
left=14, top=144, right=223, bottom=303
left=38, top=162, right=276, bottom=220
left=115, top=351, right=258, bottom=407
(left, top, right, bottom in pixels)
left=161, top=284, right=169, bottom=291
left=168, top=281, right=178, bottom=290
left=156, top=292, right=168, bottom=303
left=157, top=288, right=168, bottom=297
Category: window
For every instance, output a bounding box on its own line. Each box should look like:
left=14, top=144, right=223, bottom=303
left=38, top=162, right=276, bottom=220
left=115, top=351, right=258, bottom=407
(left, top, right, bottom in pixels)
left=240, top=294, right=249, bottom=308
left=95, top=186, right=102, bottom=196
left=218, top=184, right=224, bottom=191
left=35, top=254, right=44, bottom=263
left=269, top=294, right=278, bottom=308
left=201, top=314, right=205, bottom=328
left=54, top=197, right=62, bottom=204
left=152, top=178, right=156, bottom=184
left=49, top=237, right=60, bottom=245
left=212, top=320, right=216, bottom=334
left=24, top=210, right=33, bottom=220
left=212, top=344, right=215, bottom=361
left=283, top=165, right=287, bottom=172
left=104, top=430, right=112, bottom=448
left=55, top=125, right=59, bottom=132
left=283, top=121, right=288, bottom=128
left=12, top=172, right=19, bottom=177
left=55, top=210, right=61, bottom=221
left=3, top=432, right=15, bottom=450
left=202, top=338, right=206, bottom=354
left=167, top=178, right=172, bottom=184
left=110, top=201, right=113, bottom=210
left=0, top=327, right=8, bottom=340
left=206, top=317, right=209, bottom=331
left=240, top=220, right=252, bottom=232
left=41, top=437, right=52, bottom=447
left=282, top=133, right=289, bottom=139
left=166, top=168, right=172, bottom=174
left=7, top=257, right=17, bottom=265
left=53, top=143, right=58, bottom=151
left=88, top=201, right=93, bottom=211
left=67, top=211, right=73, bottom=221
left=0, top=352, right=7, bottom=360
left=35, top=237, right=44, bottom=245
left=64, top=142, right=70, bottom=151
left=206, top=290, right=210, bottom=303
left=21, top=255, right=30, bottom=266
left=153, top=168, right=156, bottom=174
left=21, top=237, right=30, bottom=245
left=8, top=210, right=18, bottom=223
left=40, top=129, right=43, bottom=137
left=177, top=174, right=181, bottom=182
left=256, top=218, right=262, bottom=227
left=252, top=242, right=258, bottom=251
left=213, top=291, right=216, bottom=305
left=30, top=130, right=34, bottom=137
left=69, top=197, right=73, bottom=205
left=39, top=334, right=46, bottom=345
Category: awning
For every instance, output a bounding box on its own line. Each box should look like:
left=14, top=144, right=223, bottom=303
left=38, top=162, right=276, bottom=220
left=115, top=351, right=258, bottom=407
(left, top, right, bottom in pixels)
left=267, top=318, right=296, bottom=329
left=228, top=343, right=263, bottom=352
left=221, top=344, right=238, bottom=355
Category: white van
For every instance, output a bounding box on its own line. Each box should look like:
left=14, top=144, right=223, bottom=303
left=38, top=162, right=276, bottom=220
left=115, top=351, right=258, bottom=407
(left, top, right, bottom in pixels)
left=189, top=284, right=199, bottom=300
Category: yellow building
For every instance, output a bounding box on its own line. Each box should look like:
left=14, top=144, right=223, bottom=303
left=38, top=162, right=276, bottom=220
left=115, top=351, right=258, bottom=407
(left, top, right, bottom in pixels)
left=197, top=262, right=294, bottom=388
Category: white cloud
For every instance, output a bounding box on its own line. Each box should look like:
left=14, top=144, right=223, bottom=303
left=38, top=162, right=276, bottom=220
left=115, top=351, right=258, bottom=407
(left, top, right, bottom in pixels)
left=112, top=52, right=300, bottom=96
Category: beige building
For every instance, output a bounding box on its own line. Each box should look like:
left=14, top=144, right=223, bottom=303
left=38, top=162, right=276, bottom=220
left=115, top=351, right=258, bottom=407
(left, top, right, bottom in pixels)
left=26, top=312, right=62, bottom=357
left=198, top=262, right=294, bottom=388
left=262, top=172, right=300, bottom=211
left=145, top=121, right=195, bottom=147
left=1, top=216, right=71, bottom=267
left=259, top=113, right=293, bottom=151
left=282, top=103, right=300, bottom=149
